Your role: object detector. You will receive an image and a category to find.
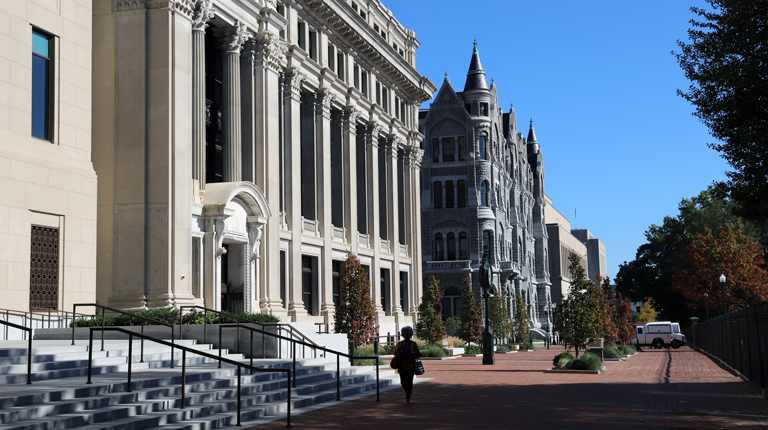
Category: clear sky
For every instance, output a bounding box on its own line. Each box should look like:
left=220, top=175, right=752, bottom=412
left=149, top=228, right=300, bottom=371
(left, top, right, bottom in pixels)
left=384, top=0, right=729, bottom=281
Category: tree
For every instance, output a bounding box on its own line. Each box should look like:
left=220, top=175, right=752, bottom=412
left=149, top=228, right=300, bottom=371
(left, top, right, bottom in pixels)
left=511, top=294, right=530, bottom=344
left=458, top=276, right=482, bottom=345
left=614, top=296, right=635, bottom=345
left=596, top=276, right=618, bottom=345
left=674, top=0, right=768, bottom=226
left=556, top=252, right=603, bottom=358
left=416, top=276, right=446, bottom=345
left=634, top=298, right=659, bottom=323
left=489, top=296, right=513, bottom=344
left=334, top=254, right=377, bottom=347
left=672, top=224, right=768, bottom=312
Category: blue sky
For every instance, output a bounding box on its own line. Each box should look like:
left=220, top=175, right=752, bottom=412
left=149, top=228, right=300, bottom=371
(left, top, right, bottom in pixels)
left=385, top=0, right=729, bottom=280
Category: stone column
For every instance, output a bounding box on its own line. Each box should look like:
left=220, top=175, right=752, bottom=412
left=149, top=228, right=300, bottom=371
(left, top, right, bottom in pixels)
left=316, top=90, right=335, bottom=324
left=383, top=137, right=402, bottom=316
left=191, top=0, right=213, bottom=201
left=342, top=107, right=360, bottom=254
left=283, top=69, right=308, bottom=320
left=215, top=22, right=248, bottom=183
left=240, top=39, right=257, bottom=183
left=365, top=123, right=383, bottom=316
left=406, top=146, right=424, bottom=316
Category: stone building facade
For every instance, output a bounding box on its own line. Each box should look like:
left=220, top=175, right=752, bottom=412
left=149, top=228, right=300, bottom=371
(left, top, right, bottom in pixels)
left=419, top=43, right=552, bottom=338
left=0, top=0, right=97, bottom=312
left=92, top=0, right=435, bottom=333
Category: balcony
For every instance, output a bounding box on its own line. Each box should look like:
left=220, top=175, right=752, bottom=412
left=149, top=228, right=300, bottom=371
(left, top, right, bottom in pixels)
left=332, top=226, right=346, bottom=243
left=358, top=233, right=370, bottom=248
left=399, top=244, right=408, bottom=257
left=380, top=239, right=391, bottom=253
left=424, top=260, right=473, bottom=272
left=301, top=217, right=319, bottom=236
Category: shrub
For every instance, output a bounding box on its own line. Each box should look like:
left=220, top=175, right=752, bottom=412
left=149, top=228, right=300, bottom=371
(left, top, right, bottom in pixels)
left=464, top=345, right=482, bottom=354
left=617, top=344, right=631, bottom=355
left=568, top=352, right=604, bottom=372
left=445, top=316, right=461, bottom=337
left=378, top=343, right=394, bottom=355
left=603, top=345, right=622, bottom=359
left=553, top=352, right=575, bottom=369
left=445, top=336, right=465, bottom=348
left=518, top=343, right=536, bottom=351
left=352, top=344, right=386, bottom=366
left=496, top=344, right=510, bottom=352
left=72, top=307, right=279, bottom=328
left=420, top=345, right=449, bottom=358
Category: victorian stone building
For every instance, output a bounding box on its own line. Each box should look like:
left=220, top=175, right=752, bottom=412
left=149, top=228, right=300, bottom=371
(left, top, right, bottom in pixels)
left=419, top=43, right=552, bottom=338
left=92, top=0, right=435, bottom=333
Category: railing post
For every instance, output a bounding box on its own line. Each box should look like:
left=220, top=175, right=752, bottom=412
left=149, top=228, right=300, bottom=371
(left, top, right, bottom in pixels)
left=350, top=340, right=355, bottom=367
left=204, top=308, right=208, bottom=344
left=286, top=368, right=292, bottom=428
left=250, top=330, right=254, bottom=374
left=374, top=339, right=378, bottom=355
left=86, top=328, right=93, bottom=384
left=170, top=327, right=175, bottom=369
left=262, top=331, right=266, bottom=359
left=127, top=332, right=132, bottom=393
left=236, top=365, right=242, bottom=426
left=292, top=342, right=296, bottom=388
left=218, top=325, right=223, bottom=368
left=179, top=307, right=184, bottom=341
left=181, top=349, right=186, bottom=409
left=140, top=321, right=145, bottom=363
left=101, top=307, right=105, bottom=352
left=336, top=353, right=340, bottom=401
left=26, top=331, right=32, bottom=384
left=71, top=304, right=76, bottom=345
left=237, top=322, right=241, bottom=354
left=376, top=357, right=379, bottom=402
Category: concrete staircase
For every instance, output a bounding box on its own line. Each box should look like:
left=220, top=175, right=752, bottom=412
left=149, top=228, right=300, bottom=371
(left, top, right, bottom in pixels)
left=0, top=339, right=399, bottom=429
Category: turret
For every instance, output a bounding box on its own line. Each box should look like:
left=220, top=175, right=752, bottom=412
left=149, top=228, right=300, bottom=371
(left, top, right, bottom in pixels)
left=527, top=119, right=540, bottom=155
left=463, top=40, right=489, bottom=92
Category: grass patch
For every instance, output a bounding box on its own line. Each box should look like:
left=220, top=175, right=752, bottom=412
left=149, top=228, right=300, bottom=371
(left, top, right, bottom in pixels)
left=496, top=344, right=511, bottom=352
left=553, top=352, right=575, bottom=369
left=420, top=345, right=449, bottom=357
left=570, top=352, right=604, bottom=372
left=444, top=337, right=465, bottom=348
left=464, top=344, right=482, bottom=354
left=518, top=343, right=536, bottom=351
left=352, top=344, right=387, bottom=366
left=603, top=345, right=622, bottom=359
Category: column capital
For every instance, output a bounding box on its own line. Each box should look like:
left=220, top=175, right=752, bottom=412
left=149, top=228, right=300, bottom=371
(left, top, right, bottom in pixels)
left=343, top=106, right=362, bottom=134
left=191, top=0, right=214, bottom=31
left=255, top=32, right=286, bottom=73
left=382, top=136, right=401, bottom=158
left=404, top=146, right=424, bottom=168
left=315, top=90, right=335, bottom=119
left=215, top=21, right=249, bottom=55
left=283, top=68, right=306, bottom=101
left=366, top=122, right=383, bottom=145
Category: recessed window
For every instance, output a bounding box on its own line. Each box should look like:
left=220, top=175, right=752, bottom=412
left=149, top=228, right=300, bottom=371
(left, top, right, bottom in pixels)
left=433, top=181, right=442, bottom=209
left=459, top=232, right=468, bottom=259
left=308, top=29, right=317, bottom=61
left=480, top=181, right=488, bottom=206
left=457, top=180, right=467, bottom=207
left=479, top=103, right=488, bottom=116
left=337, top=51, right=345, bottom=82
left=445, top=180, right=454, bottom=208
left=458, top=136, right=465, bottom=161
left=479, top=136, right=487, bottom=160
left=297, top=21, right=306, bottom=50
left=447, top=232, right=456, bottom=260
left=354, top=64, right=360, bottom=90
left=435, top=233, right=444, bottom=261
left=443, top=137, right=455, bottom=162
left=361, top=71, right=368, bottom=98
left=432, top=138, right=439, bottom=162
left=327, top=44, right=335, bottom=70
left=32, top=30, right=53, bottom=141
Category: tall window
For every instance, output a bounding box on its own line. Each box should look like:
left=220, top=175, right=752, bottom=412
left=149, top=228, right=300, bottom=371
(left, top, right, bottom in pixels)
left=337, top=51, right=345, bottom=82
left=458, top=136, right=465, bottom=161
left=441, top=287, right=462, bottom=319
left=382, top=88, right=388, bottom=112
left=443, top=137, right=455, bottom=162
left=480, top=181, right=488, bottom=206
left=354, top=64, right=360, bottom=90
left=457, top=180, right=467, bottom=207
left=432, top=138, right=440, bottom=162
left=479, top=136, right=487, bottom=160
left=459, top=232, right=468, bottom=259
left=32, top=30, right=53, bottom=141
left=308, top=29, right=317, bottom=61
left=361, top=71, right=368, bottom=98
left=29, top=225, right=59, bottom=309
left=433, top=181, right=442, bottom=209
left=376, top=82, right=381, bottom=105
left=479, top=103, right=488, bottom=116
left=445, top=180, right=454, bottom=208
left=297, top=21, right=306, bottom=50
left=332, top=260, right=342, bottom=308
left=482, top=230, right=492, bottom=258
left=327, top=44, right=335, bottom=70
left=447, top=232, right=456, bottom=260
left=434, top=233, right=444, bottom=261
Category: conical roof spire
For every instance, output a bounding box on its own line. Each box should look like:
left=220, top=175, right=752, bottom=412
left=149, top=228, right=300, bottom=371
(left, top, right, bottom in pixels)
left=527, top=119, right=539, bottom=144
left=463, top=40, right=488, bottom=92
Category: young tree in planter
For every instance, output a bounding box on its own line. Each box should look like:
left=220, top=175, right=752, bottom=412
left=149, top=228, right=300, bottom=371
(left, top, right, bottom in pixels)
left=458, top=276, right=482, bottom=346
left=416, top=276, right=446, bottom=345
left=489, top=295, right=513, bottom=344
left=334, top=254, right=377, bottom=347
left=512, top=294, right=530, bottom=344
left=597, top=276, right=619, bottom=345
left=556, top=252, right=603, bottom=358
left=614, top=295, right=636, bottom=345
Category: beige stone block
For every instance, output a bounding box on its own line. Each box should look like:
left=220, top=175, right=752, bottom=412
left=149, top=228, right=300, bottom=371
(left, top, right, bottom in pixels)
left=67, top=191, right=96, bottom=220
left=0, top=177, right=26, bottom=208
left=59, top=122, right=76, bottom=147
left=27, top=2, right=62, bottom=36
left=7, top=262, right=31, bottom=294
left=0, top=233, right=11, bottom=261
left=1, top=80, right=31, bottom=113
left=9, top=60, right=31, bottom=91
left=8, top=206, right=29, bottom=235
left=64, top=240, right=95, bottom=268
left=0, top=56, right=10, bottom=83
left=75, top=3, right=90, bottom=31
left=59, top=103, right=87, bottom=131
left=30, top=0, right=59, bottom=14
left=0, top=10, right=10, bottom=36
left=61, top=60, right=90, bottom=91
left=26, top=182, right=68, bottom=214
left=59, top=39, right=76, bottom=66
left=65, top=214, right=81, bottom=241
left=0, top=156, right=9, bottom=178
left=75, top=128, right=90, bottom=152
left=81, top=175, right=96, bottom=197
left=9, top=107, right=31, bottom=134
left=6, top=233, right=31, bottom=263
left=81, top=217, right=95, bottom=244
left=0, top=34, right=28, bottom=66
left=0, top=206, right=8, bottom=234
left=0, top=1, right=25, bottom=21
left=0, top=261, right=8, bottom=288
left=0, top=104, right=9, bottom=130
left=59, top=79, right=76, bottom=103
left=10, top=159, right=49, bottom=186
left=63, top=260, right=81, bottom=288
left=49, top=168, right=82, bottom=192
left=10, top=15, right=30, bottom=44
left=61, top=16, right=90, bottom=48
left=60, top=0, right=76, bottom=23
left=75, top=86, right=90, bottom=111
left=80, top=266, right=96, bottom=291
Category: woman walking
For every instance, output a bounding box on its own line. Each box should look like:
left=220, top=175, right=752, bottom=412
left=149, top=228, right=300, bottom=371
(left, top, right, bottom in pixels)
left=393, top=326, right=420, bottom=405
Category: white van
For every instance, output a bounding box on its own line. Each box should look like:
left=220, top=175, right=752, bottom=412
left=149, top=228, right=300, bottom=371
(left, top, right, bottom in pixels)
left=633, top=321, right=686, bottom=349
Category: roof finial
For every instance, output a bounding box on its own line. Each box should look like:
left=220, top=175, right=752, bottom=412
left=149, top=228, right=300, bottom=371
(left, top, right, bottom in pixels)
left=445, top=71, right=448, bottom=78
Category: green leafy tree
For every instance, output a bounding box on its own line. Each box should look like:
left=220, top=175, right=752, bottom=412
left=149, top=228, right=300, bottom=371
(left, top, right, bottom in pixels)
left=334, top=254, right=377, bottom=347
left=489, top=295, right=513, bottom=344
left=614, top=296, right=636, bottom=345
left=512, top=294, right=530, bottom=344
left=458, top=276, right=482, bottom=345
left=416, top=276, right=446, bottom=345
left=634, top=298, right=658, bottom=323
left=674, top=0, right=768, bottom=226
left=597, top=276, right=618, bottom=345
left=556, top=252, right=603, bottom=358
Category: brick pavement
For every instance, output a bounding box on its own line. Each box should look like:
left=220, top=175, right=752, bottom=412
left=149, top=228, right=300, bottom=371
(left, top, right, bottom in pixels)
left=247, top=346, right=768, bottom=429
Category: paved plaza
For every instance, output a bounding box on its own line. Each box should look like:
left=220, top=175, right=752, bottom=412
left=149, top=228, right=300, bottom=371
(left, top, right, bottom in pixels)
left=249, top=346, right=768, bottom=429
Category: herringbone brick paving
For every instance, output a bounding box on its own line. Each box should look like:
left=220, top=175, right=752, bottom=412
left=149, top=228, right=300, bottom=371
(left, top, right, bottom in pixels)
left=248, top=346, right=768, bottom=429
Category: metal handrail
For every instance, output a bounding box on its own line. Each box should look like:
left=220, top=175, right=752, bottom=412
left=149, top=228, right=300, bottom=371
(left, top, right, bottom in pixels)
left=85, top=327, right=292, bottom=428
left=219, top=324, right=382, bottom=402
left=72, top=304, right=175, bottom=367
left=0, top=319, right=32, bottom=384
left=0, top=307, right=90, bottom=340
left=178, top=306, right=321, bottom=356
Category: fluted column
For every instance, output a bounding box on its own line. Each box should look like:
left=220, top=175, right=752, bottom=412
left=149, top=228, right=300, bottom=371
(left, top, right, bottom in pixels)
left=215, top=22, right=248, bottom=182
left=365, top=123, right=383, bottom=316
left=342, top=107, right=360, bottom=253
left=241, top=39, right=257, bottom=183
left=384, top=137, right=402, bottom=316
left=191, top=0, right=213, bottom=200
left=406, top=146, right=424, bottom=316
left=316, top=90, right=335, bottom=323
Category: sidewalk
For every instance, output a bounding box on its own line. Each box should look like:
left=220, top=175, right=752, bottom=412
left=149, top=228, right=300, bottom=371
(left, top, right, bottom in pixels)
left=247, top=346, right=768, bottom=429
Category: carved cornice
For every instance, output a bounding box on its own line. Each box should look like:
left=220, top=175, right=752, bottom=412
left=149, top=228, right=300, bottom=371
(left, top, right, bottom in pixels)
left=366, top=122, right=383, bottom=142
left=283, top=68, right=306, bottom=101
left=113, top=0, right=194, bottom=17
left=191, top=0, right=214, bottom=31
left=315, top=90, right=335, bottom=119
left=215, top=21, right=249, bottom=55
left=255, top=32, right=286, bottom=73
left=405, top=146, right=424, bottom=168
left=343, top=106, right=362, bottom=134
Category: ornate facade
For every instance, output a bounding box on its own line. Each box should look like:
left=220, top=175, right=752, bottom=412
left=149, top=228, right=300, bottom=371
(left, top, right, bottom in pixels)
left=419, top=43, right=552, bottom=338
left=92, top=0, right=435, bottom=332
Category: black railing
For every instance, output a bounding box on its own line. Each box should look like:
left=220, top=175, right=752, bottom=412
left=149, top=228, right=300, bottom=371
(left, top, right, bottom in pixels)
left=692, top=303, right=768, bottom=391
left=86, top=327, right=292, bottom=428
left=1, top=307, right=89, bottom=340
left=72, top=304, right=175, bottom=367
left=0, top=319, right=32, bottom=384
left=218, top=324, right=382, bottom=402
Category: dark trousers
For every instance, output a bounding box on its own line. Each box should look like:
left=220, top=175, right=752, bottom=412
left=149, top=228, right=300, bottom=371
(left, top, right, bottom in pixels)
left=399, top=372, right=414, bottom=400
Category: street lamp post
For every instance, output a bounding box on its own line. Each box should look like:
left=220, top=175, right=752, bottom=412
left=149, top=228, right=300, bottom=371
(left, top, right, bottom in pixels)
left=720, top=273, right=727, bottom=314
left=479, top=256, right=494, bottom=365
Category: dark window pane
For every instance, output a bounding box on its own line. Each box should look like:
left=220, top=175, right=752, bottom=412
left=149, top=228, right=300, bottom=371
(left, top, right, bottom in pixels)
left=457, top=180, right=466, bottom=207
left=32, top=31, right=49, bottom=57
left=445, top=181, right=454, bottom=208
left=458, top=136, right=465, bottom=160
left=479, top=136, right=486, bottom=160
left=459, top=232, right=468, bottom=259
left=433, top=181, right=442, bottom=209
left=447, top=232, right=456, bottom=260
left=443, top=137, right=455, bottom=162
left=31, top=54, right=49, bottom=140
